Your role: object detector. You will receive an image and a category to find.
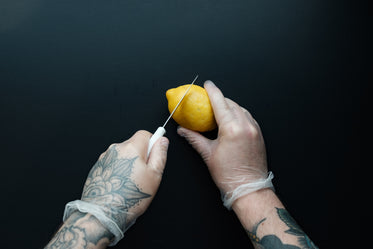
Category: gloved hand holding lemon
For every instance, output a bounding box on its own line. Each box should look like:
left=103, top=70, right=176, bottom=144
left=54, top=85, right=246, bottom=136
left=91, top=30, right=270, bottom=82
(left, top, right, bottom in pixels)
left=166, top=84, right=217, bottom=132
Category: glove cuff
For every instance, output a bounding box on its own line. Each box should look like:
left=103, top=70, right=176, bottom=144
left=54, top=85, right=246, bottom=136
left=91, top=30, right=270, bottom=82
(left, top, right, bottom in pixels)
left=222, top=171, right=275, bottom=210
left=63, top=200, right=124, bottom=246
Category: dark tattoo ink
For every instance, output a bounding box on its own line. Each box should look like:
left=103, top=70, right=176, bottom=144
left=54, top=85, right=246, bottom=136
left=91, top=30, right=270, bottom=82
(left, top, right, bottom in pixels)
left=84, top=214, right=113, bottom=245
left=81, top=145, right=151, bottom=230
left=46, top=225, right=87, bottom=249
left=247, top=208, right=318, bottom=249
left=46, top=145, right=150, bottom=248
left=45, top=212, right=112, bottom=249
left=276, top=208, right=318, bottom=249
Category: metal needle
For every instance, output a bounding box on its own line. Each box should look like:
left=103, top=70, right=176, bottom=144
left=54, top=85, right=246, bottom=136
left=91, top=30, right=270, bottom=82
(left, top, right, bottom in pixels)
left=147, top=74, right=199, bottom=157
left=162, top=74, right=199, bottom=128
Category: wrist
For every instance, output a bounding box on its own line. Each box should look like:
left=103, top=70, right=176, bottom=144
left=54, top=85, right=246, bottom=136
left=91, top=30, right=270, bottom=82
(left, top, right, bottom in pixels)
left=69, top=211, right=114, bottom=238
left=232, top=188, right=283, bottom=230
left=222, top=171, right=274, bottom=209
left=46, top=211, right=113, bottom=249
left=63, top=200, right=123, bottom=245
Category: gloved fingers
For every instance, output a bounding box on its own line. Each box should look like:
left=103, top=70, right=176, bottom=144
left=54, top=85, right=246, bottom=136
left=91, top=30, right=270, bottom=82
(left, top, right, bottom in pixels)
left=177, top=126, right=213, bottom=163
left=240, top=106, right=252, bottom=119
left=147, top=137, right=169, bottom=176
left=224, top=97, right=240, bottom=108
left=240, top=107, right=260, bottom=127
left=224, top=97, right=261, bottom=129
left=203, top=80, right=233, bottom=126
left=224, top=98, right=249, bottom=123
left=224, top=97, right=256, bottom=124
left=126, top=130, right=152, bottom=160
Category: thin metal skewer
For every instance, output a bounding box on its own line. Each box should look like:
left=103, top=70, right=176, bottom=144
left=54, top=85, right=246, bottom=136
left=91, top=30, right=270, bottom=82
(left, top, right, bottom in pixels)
left=162, top=74, right=198, bottom=128
left=147, top=74, right=199, bottom=157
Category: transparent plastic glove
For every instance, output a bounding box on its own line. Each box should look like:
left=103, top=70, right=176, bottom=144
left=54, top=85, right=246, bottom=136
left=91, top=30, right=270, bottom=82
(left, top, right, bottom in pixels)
left=63, top=130, right=169, bottom=246
left=178, top=81, right=273, bottom=209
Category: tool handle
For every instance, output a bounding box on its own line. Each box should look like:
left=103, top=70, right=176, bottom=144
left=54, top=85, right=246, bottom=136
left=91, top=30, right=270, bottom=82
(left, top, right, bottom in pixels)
left=147, top=127, right=166, bottom=157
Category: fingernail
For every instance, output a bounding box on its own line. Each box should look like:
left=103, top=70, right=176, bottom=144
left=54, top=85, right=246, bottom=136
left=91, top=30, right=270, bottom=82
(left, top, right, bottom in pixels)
left=204, top=80, right=215, bottom=87
left=177, top=126, right=185, bottom=137
left=161, top=138, right=169, bottom=149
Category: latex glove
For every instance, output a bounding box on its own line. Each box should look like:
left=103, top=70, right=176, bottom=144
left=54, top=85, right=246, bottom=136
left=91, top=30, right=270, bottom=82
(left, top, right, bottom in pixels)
left=177, top=81, right=273, bottom=209
left=63, top=130, right=169, bottom=246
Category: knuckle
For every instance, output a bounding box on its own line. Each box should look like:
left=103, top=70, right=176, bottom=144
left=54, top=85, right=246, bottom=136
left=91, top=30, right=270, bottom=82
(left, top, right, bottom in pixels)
left=134, top=130, right=152, bottom=140
left=252, top=118, right=259, bottom=126
left=222, top=123, right=242, bottom=137
left=246, top=124, right=259, bottom=138
left=98, top=152, right=106, bottom=159
left=223, top=122, right=259, bottom=139
left=108, top=143, right=118, bottom=150
left=136, top=130, right=151, bottom=136
left=119, top=142, right=136, bottom=153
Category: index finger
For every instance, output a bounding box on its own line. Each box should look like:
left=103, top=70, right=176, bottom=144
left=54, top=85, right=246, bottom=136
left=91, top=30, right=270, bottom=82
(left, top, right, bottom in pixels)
left=127, top=130, right=152, bottom=160
left=204, top=80, right=232, bottom=126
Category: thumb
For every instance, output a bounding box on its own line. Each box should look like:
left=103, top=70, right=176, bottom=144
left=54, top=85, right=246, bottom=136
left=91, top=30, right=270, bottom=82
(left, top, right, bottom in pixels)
left=147, top=137, right=169, bottom=176
left=177, top=127, right=212, bottom=162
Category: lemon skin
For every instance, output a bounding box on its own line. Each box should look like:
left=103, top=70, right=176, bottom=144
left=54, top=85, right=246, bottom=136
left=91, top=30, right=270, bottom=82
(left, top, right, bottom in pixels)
left=166, top=85, right=217, bottom=132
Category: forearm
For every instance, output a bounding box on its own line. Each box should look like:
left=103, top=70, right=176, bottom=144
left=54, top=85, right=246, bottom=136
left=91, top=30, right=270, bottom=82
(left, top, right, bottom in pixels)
left=45, top=211, right=114, bottom=249
left=232, top=188, right=318, bottom=249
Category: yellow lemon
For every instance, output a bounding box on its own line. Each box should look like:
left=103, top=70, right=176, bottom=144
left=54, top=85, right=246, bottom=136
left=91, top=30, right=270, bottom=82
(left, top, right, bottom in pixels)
left=166, top=84, right=217, bottom=132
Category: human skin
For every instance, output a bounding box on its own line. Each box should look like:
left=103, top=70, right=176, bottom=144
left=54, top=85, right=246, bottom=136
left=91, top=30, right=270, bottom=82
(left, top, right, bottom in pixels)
left=45, top=81, right=318, bottom=249
left=45, top=131, right=169, bottom=249
left=178, top=81, right=318, bottom=249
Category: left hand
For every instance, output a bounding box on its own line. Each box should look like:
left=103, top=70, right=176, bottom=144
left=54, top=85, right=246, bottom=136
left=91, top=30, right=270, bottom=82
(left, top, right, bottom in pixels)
left=81, top=130, right=169, bottom=231
left=177, top=82, right=269, bottom=207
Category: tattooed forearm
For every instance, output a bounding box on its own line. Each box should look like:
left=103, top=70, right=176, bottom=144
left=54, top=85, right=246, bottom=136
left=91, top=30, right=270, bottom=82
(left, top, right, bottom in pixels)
left=47, top=145, right=152, bottom=248
left=45, top=211, right=113, bottom=249
left=247, top=208, right=318, bottom=249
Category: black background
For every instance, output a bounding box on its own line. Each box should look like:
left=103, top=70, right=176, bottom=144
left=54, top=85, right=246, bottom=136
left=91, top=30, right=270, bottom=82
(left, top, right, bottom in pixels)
left=0, top=1, right=369, bottom=248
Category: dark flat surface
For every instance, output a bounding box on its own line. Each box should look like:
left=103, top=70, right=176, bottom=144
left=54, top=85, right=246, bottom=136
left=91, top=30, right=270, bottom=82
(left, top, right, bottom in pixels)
left=0, top=1, right=369, bottom=248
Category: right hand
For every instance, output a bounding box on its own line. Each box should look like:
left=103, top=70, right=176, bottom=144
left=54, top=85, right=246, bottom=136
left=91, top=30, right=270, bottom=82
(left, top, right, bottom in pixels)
left=177, top=81, right=269, bottom=200
left=80, top=130, right=169, bottom=232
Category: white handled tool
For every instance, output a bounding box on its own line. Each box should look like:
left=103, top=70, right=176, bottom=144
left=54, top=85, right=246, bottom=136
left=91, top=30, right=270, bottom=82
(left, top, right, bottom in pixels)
left=147, top=75, right=199, bottom=157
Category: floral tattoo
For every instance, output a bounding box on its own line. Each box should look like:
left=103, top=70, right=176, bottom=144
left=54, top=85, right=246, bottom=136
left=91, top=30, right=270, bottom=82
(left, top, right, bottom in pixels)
left=81, top=145, right=151, bottom=230
left=46, top=145, right=151, bottom=248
